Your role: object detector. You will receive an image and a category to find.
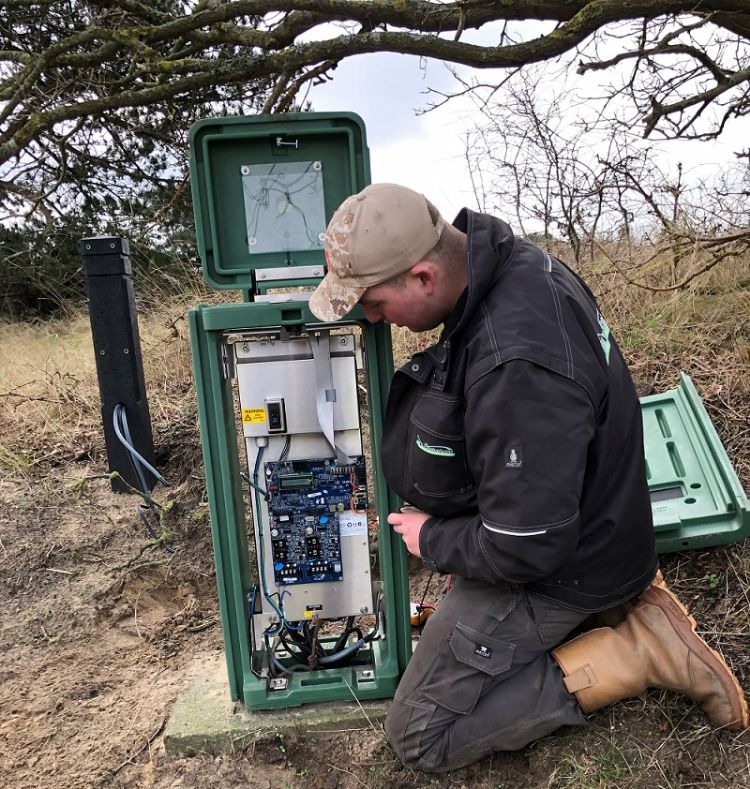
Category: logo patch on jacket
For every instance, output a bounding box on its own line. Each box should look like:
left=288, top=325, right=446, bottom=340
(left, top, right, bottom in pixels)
left=596, top=310, right=611, bottom=365
left=505, top=447, right=523, bottom=468
left=474, top=644, right=492, bottom=659
left=416, top=435, right=456, bottom=458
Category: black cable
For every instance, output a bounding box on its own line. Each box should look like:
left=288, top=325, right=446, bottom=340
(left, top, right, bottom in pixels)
left=331, top=616, right=364, bottom=653
left=278, top=629, right=312, bottom=661
left=296, top=622, right=326, bottom=661
left=265, top=636, right=313, bottom=676
left=317, top=636, right=370, bottom=667
left=417, top=570, right=436, bottom=637
left=418, top=570, right=435, bottom=612
left=240, top=470, right=268, bottom=500
left=265, top=609, right=380, bottom=673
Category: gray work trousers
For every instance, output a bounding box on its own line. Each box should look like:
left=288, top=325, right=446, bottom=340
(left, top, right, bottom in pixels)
left=384, top=576, right=590, bottom=772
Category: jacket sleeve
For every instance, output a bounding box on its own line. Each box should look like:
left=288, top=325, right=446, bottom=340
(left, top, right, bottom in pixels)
left=418, top=359, right=596, bottom=584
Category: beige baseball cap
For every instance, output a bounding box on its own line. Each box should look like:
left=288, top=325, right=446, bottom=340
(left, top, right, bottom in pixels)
left=309, top=183, right=445, bottom=321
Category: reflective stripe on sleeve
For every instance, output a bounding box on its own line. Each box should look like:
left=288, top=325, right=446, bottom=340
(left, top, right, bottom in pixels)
left=482, top=521, right=548, bottom=537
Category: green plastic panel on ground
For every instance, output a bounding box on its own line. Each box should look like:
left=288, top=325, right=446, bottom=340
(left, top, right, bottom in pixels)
left=641, top=373, right=750, bottom=553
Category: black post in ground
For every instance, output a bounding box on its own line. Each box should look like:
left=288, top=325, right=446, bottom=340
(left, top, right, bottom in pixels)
left=81, top=236, right=156, bottom=493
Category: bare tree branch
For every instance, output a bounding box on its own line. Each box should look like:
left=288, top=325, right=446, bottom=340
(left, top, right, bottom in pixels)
left=465, top=63, right=750, bottom=292
left=2, top=0, right=750, bottom=222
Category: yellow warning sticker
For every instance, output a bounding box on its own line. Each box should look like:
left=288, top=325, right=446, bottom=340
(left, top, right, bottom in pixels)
left=242, top=407, right=266, bottom=424
left=303, top=610, right=315, bottom=619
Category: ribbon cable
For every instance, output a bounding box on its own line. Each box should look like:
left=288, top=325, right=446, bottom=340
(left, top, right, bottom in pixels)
left=311, top=330, right=350, bottom=465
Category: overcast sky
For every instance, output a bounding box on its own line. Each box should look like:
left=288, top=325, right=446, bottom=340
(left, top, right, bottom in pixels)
left=307, top=45, right=746, bottom=226
left=308, top=53, right=479, bottom=220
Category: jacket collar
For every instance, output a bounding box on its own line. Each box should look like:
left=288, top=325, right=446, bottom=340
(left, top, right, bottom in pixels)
left=422, top=210, right=516, bottom=389
left=441, top=209, right=517, bottom=344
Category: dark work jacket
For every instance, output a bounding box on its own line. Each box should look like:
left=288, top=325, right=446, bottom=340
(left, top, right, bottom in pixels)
left=381, top=209, right=657, bottom=612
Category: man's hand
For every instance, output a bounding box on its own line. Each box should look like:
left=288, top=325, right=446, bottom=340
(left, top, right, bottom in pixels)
left=387, top=508, right=430, bottom=558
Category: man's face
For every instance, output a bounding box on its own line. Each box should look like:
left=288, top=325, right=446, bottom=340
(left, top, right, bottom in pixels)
left=359, top=276, right=442, bottom=333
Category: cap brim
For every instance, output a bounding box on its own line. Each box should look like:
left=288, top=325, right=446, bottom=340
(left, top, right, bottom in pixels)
left=309, top=274, right=366, bottom=322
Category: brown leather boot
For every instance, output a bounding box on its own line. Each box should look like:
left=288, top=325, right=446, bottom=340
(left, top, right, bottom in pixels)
left=552, top=577, right=749, bottom=730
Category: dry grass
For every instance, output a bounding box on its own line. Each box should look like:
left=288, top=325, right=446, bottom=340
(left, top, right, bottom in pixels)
left=0, top=300, right=206, bottom=477
left=0, top=245, right=749, bottom=788
left=592, top=254, right=750, bottom=493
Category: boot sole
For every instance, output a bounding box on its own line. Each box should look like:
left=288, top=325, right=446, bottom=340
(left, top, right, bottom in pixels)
left=645, top=577, right=749, bottom=730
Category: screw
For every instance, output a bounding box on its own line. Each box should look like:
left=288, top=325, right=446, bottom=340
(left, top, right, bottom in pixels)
left=360, top=606, right=369, bottom=614
left=241, top=165, right=250, bottom=175
left=313, top=161, right=322, bottom=170
left=339, top=337, right=347, bottom=345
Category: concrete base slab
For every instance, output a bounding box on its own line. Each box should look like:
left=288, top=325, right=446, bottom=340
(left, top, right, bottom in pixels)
left=163, top=654, right=391, bottom=757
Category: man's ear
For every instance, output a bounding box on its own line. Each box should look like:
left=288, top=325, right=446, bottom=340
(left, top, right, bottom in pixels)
left=410, top=261, right=438, bottom=294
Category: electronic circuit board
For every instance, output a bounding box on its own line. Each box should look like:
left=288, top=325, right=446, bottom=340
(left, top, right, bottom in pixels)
left=264, top=456, right=368, bottom=585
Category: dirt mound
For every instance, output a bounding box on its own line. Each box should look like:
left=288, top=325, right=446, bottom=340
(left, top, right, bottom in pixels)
left=0, top=464, right=220, bottom=789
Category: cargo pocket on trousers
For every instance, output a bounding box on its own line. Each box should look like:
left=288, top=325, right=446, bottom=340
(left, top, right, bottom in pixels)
left=419, top=622, right=516, bottom=714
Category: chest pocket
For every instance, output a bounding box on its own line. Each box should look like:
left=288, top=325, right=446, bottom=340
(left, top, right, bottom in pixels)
left=406, top=392, right=474, bottom=498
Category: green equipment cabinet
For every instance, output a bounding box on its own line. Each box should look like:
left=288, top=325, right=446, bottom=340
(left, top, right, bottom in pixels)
left=187, top=112, right=750, bottom=713
left=188, top=113, right=410, bottom=710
